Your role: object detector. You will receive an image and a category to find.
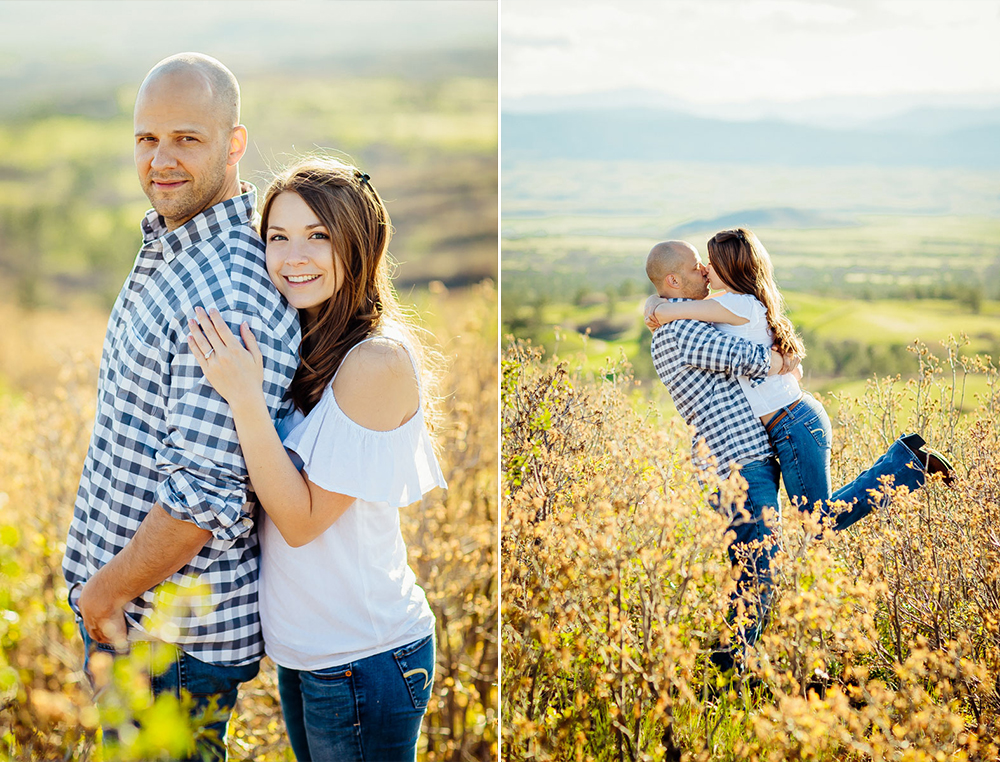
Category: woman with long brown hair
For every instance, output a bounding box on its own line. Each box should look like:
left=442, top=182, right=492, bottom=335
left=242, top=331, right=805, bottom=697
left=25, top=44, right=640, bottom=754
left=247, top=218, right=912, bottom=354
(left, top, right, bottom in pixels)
left=644, top=227, right=952, bottom=511
left=187, top=156, right=445, bottom=761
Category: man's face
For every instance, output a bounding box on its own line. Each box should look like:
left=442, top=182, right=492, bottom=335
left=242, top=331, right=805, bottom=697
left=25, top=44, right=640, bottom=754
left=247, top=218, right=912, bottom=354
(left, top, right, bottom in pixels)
left=676, top=246, right=710, bottom=299
left=134, top=72, right=232, bottom=229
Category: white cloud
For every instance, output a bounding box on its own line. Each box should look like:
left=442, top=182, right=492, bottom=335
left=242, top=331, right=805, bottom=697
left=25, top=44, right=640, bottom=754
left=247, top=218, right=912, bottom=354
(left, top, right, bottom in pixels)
left=502, top=0, right=1000, bottom=102
left=732, top=0, right=858, bottom=25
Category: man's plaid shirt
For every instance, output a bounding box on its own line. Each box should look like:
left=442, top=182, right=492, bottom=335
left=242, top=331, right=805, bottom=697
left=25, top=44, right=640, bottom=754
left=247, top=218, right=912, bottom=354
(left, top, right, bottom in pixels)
left=64, top=187, right=300, bottom=666
left=650, top=301, right=773, bottom=478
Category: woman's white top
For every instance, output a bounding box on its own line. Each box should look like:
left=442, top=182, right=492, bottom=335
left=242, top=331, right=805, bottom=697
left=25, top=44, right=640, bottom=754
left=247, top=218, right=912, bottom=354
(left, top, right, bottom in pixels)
left=710, top=292, right=801, bottom=417
left=259, top=333, right=446, bottom=671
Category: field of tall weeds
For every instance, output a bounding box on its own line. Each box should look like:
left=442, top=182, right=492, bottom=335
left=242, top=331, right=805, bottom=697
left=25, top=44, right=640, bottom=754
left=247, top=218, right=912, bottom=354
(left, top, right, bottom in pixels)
left=502, top=337, right=1000, bottom=761
left=0, top=282, right=497, bottom=761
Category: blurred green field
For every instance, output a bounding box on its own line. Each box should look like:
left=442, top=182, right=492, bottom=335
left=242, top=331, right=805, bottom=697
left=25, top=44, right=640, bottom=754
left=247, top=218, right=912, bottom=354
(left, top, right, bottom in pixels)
left=506, top=289, right=1000, bottom=355
left=1, top=73, right=498, bottom=311
left=503, top=288, right=1000, bottom=422
left=785, top=292, right=1000, bottom=347
left=503, top=213, right=1000, bottom=305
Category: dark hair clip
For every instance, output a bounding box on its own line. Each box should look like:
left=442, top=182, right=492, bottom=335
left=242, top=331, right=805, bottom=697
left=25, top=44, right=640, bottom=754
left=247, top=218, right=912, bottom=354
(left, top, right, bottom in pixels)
left=359, top=172, right=371, bottom=186
left=737, top=229, right=746, bottom=242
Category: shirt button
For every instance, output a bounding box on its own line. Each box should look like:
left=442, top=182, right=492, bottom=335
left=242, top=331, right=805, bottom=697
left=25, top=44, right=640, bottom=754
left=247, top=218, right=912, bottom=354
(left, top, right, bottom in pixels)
left=242, top=518, right=252, bottom=529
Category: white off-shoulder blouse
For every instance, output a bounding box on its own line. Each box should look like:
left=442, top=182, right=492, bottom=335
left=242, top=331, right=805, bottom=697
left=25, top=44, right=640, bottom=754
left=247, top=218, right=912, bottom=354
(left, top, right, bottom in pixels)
left=259, top=333, right=447, bottom=671
left=711, top=291, right=801, bottom=417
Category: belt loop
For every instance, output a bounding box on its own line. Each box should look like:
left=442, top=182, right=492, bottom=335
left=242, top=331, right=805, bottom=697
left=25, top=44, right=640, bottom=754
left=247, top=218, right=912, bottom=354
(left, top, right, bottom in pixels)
left=765, top=397, right=802, bottom=434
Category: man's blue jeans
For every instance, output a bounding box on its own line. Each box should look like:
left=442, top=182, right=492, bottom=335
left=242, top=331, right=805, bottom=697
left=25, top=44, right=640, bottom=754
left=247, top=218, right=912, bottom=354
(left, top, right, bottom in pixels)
left=79, top=622, right=259, bottom=761
left=714, top=435, right=927, bottom=671
left=715, top=457, right=783, bottom=657
left=276, top=634, right=435, bottom=762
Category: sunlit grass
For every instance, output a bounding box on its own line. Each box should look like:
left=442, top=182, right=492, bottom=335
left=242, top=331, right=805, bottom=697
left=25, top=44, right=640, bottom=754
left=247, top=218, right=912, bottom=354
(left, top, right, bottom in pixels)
left=0, top=284, right=497, bottom=761
left=503, top=338, right=1000, bottom=761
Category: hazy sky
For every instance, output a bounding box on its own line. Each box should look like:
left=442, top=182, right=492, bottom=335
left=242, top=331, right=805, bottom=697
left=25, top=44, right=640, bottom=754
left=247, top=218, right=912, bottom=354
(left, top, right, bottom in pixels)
left=502, top=0, right=1000, bottom=104
left=0, top=1, right=497, bottom=69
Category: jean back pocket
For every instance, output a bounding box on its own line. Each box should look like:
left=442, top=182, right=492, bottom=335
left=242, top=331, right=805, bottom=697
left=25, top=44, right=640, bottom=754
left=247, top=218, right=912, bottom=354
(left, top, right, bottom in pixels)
left=393, top=635, right=435, bottom=711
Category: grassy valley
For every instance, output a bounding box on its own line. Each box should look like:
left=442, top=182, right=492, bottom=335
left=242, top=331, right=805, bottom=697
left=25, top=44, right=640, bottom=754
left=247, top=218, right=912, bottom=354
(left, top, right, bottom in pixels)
left=502, top=158, right=1000, bottom=409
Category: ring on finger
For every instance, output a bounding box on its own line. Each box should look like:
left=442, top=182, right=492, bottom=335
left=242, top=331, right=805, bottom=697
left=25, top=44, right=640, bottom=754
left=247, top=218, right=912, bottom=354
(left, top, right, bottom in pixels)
left=204, top=347, right=215, bottom=360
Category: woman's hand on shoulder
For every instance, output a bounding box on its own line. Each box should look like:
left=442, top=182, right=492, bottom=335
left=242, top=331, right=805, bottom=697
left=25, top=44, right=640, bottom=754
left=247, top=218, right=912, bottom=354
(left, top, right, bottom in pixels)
left=187, top=307, right=265, bottom=411
left=332, top=339, right=419, bottom=431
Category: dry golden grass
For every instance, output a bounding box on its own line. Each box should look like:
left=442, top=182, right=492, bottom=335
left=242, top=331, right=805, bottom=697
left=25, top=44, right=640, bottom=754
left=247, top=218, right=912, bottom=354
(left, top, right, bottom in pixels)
left=502, top=337, right=1000, bottom=762
left=0, top=282, right=497, bottom=761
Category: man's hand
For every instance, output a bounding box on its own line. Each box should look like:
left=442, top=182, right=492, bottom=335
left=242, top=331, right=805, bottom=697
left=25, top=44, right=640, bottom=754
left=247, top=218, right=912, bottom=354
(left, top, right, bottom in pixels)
left=781, top=353, right=802, bottom=375
left=644, top=294, right=667, bottom=332
left=78, top=566, right=128, bottom=649
left=77, top=504, right=211, bottom=648
left=768, top=348, right=802, bottom=376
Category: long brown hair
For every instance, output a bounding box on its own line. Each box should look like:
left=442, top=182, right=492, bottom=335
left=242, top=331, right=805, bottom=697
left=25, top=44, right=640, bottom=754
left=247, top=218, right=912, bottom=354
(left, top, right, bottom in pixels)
left=706, top=228, right=805, bottom=358
left=261, top=157, right=438, bottom=418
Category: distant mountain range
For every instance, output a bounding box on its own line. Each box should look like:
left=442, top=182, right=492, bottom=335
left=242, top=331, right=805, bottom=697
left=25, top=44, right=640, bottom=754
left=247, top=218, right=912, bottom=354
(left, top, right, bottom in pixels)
left=668, top=208, right=851, bottom=237
left=502, top=105, right=1000, bottom=168
left=1, top=47, right=497, bottom=119
left=503, top=88, right=1000, bottom=130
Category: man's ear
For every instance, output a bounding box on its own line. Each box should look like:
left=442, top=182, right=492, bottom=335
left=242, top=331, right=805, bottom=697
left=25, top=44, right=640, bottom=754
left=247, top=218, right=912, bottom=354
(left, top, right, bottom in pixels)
left=227, top=125, right=248, bottom=167
left=664, top=273, right=681, bottom=289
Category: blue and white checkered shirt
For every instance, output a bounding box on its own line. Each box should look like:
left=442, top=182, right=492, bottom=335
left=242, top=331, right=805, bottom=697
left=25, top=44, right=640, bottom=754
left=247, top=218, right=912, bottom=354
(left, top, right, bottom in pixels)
left=64, top=186, right=300, bottom=666
left=650, top=301, right=773, bottom=477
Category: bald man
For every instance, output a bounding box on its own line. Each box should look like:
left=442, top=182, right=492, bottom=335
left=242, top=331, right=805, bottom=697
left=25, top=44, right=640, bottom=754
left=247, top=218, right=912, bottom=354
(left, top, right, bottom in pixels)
left=63, top=53, right=300, bottom=759
left=132, top=53, right=243, bottom=230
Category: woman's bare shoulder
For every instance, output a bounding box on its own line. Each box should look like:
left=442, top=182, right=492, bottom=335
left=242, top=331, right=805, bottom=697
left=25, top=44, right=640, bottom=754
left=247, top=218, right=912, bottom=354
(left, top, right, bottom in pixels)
left=332, top=338, right=419, bottom=430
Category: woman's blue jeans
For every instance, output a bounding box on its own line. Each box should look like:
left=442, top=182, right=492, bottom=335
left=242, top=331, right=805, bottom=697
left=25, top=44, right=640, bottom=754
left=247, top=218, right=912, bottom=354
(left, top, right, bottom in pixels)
left=768, top=393, right=928, bottom=530
left=712, top=421, right=929, bottom=672
left=767, top=393, right=833, bottom=510
left=276, top=634, right=435, bottom=762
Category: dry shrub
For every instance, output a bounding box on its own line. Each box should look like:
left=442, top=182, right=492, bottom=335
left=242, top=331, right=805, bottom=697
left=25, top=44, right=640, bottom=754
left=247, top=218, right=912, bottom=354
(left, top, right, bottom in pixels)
left=502, top=342, right=734, bottom=760
left=0, top=283, right=497, bottom=761
left=403, top=280, right=498, bottom=760
left=502, top=337, right=1000, bottom=762
left=0, top=356, right=99, bottom=759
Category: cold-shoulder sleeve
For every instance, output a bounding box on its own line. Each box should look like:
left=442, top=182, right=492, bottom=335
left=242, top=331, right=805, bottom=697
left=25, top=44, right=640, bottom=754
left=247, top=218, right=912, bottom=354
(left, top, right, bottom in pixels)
left=281, top=383, right=447, bottom=508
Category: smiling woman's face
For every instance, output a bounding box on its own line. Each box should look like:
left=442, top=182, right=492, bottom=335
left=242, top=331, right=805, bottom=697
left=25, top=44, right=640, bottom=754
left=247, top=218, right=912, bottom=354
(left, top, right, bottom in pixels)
left=265, top=191, right=343, bottom=319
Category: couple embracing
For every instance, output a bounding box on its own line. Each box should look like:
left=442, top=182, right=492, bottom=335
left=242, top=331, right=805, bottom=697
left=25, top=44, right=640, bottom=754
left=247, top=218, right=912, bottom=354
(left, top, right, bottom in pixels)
left=62, top=53, right=445, bottom=761
left=643, top=230, right=954, bottom=676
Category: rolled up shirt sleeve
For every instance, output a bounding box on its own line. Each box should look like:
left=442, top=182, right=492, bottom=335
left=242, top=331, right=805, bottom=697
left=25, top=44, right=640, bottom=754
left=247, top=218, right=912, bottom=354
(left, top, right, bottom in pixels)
left=673, top=319, right=771, bottom=381
left=154, top=310, right=253, bottom=542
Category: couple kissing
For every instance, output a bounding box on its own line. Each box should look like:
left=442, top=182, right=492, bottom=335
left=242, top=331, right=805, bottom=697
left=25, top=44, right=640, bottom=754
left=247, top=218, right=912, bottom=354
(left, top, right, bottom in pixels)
left=642, top=230, right=954, bottom=678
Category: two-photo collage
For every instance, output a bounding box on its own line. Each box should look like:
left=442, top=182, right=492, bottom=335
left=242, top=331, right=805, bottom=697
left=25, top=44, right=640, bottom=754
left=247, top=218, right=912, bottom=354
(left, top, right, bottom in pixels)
left=1, top=1, right=999, bottom=760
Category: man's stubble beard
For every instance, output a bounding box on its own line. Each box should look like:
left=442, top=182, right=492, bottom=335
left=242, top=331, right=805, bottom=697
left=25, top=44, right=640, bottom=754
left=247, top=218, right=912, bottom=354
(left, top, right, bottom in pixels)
left=145, top=149, right=229, bottom=226
left=681, top=277, right=710, bottom=301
